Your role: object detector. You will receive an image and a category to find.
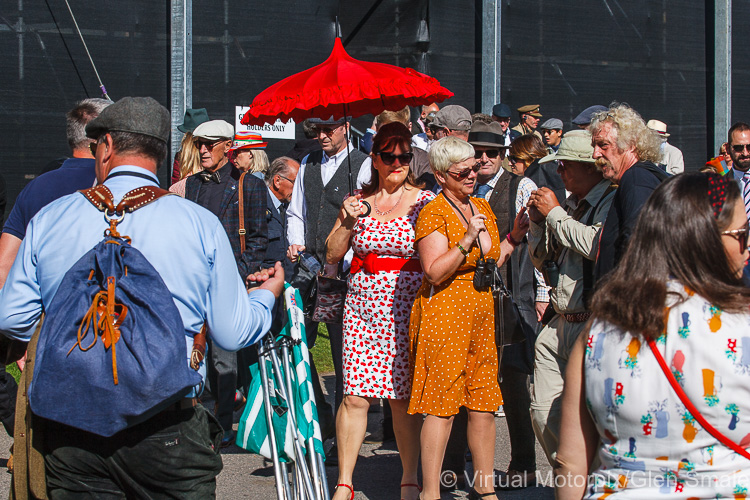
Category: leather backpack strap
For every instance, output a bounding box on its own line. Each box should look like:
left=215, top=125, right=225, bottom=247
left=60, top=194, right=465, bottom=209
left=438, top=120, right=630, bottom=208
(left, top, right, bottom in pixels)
left=647, top=336, right=750, bottom=461
left=80, top=185, right=173, bottom=214
left=190, top=325, right=207, bottom=371
left=238, top=172, right=247, bottom=254
left=80, top=185, right=116, bottom=213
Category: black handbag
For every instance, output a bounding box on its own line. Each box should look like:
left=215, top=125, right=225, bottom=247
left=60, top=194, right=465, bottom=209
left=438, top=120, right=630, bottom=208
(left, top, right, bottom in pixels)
left=491, top=271, right=526, bottom=347
left=308, top=274, right=348, bottom=324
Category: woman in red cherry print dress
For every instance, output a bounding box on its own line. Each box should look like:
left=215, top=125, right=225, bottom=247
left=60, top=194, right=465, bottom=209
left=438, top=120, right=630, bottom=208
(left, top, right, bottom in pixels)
left=325, top=122, right=434, bottom=500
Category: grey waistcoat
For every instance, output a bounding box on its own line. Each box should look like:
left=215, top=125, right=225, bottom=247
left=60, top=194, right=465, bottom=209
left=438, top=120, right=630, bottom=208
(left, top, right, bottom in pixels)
left=303, top=148, right=367, bottom=264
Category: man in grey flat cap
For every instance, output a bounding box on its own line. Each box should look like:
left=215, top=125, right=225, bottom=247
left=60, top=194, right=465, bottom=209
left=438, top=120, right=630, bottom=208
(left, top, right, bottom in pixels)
left=526, top=130, right=616, bottom=466
left=184, top=119, right=269, bottom=447
left=540, top=118, right=563, bottom=154
left=0, top=96, right=283, bottom=497
left=572, top=104, right=607, bottom=129
left=428, top=104, right=472, bottom=141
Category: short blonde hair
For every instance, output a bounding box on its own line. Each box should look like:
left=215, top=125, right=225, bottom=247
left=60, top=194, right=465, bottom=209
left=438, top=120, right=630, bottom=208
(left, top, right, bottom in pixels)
left=429, top=136, right=474, bottom=174
left=249, top=149, right=270, bottom=175
left=178, top=132, right=202, bottom=179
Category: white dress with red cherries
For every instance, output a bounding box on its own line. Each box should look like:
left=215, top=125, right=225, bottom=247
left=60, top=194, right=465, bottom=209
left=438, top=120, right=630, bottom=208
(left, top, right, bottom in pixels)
left=342, top=189, right=435, bottom=399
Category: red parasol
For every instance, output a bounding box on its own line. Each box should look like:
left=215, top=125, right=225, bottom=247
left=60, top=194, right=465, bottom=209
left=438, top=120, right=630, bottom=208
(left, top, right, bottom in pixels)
left=240, top=38, right=453, bottom=126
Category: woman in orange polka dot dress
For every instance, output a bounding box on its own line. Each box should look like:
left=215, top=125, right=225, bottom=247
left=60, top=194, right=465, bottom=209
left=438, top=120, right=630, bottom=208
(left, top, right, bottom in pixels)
left=409, top=136, right=529, bottom=500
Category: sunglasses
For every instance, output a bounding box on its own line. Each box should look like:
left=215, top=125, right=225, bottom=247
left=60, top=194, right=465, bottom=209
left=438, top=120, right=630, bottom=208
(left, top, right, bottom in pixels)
left=313, top=125, right=342, bottom=137
left=509, top=156, right=522, bottom=164
left=377, top=151, right=413, bottom=165
left=474, top=149, right=500, bottom=159
left=446, top=162, right=481, bottom=180
left=195, top=139, right=226, bottom=150
left=721, top=221, right=750, bottom=250
left=731, top=144, right=750, bottom=154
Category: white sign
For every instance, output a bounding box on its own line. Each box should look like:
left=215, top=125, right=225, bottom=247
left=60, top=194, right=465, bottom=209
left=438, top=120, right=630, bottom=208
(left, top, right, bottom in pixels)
left=235, top=106, right=296, bottom=140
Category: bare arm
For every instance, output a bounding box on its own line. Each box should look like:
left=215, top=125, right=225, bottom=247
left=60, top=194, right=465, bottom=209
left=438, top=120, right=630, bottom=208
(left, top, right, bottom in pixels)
left=418, top=209, right=528, bottom=285
left=325, top=194, right=362, bottom=265
left=555, top=330, right=599, bottom=500
left=0, top=233, right=22, bottom=289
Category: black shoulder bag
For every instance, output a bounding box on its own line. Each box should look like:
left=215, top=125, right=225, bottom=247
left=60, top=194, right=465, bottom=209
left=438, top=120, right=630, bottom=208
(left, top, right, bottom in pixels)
left=444, top=194, right=525, bottom=347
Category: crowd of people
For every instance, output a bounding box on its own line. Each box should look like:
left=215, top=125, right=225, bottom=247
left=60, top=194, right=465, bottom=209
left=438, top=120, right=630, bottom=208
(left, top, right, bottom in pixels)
left=0, top=93, right=749, bottom=500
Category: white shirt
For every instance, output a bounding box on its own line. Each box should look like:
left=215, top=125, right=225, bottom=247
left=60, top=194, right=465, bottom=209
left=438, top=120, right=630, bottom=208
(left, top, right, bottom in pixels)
left=287, top=142, right=361, bottom=246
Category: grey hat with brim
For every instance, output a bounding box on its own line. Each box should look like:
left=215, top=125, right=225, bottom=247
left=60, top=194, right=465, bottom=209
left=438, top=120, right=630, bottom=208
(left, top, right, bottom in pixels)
left=177, top=108, right=209, bottom=133
left=540, top=129, right=596, bottom=163
left=540, top=118, right=563, bottom=130
left=85, top=96, right=170, bottom=143
left=468, top=121, right=507, bottom=148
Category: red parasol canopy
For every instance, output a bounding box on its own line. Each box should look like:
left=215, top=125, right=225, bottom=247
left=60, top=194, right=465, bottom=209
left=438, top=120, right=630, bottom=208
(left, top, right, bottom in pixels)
left=241, top=38, right=453, bottom=126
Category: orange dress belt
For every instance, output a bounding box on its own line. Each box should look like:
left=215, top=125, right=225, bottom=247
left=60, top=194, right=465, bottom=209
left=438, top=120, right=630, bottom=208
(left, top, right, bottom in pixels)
left=350, top=254, right=422, bottom=275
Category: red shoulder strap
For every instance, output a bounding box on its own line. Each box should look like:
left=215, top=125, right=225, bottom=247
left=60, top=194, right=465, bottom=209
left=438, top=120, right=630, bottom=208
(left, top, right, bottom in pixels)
left=647, top=337, right=750, bottom=461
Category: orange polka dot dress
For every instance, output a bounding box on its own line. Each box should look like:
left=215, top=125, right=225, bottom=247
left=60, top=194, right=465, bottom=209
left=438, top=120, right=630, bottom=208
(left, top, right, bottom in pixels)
left=407, top=194, right=503, bottom=417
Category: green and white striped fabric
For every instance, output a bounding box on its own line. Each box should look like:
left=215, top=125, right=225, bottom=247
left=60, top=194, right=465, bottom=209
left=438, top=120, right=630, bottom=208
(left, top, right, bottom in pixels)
left=236, top=284, right=325, bottom=461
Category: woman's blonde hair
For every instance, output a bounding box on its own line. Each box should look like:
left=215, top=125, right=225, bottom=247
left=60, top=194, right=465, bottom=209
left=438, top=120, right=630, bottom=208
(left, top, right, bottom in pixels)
left=178, top=132, right=202, bottom=179
left=429, top=136, right=474, bottom=174
left=249, top=149, right=269, bottom=174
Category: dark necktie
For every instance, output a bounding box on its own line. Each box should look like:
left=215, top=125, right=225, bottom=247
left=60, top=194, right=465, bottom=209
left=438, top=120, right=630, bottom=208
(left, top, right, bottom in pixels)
left=475, top=184, right=492, bottom=198
left=199, top=170, right=221, bottom=183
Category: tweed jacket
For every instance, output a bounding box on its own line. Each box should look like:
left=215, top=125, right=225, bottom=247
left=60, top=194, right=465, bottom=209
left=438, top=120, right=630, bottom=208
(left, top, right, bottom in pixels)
left=185, top=165, right=268, bottom=278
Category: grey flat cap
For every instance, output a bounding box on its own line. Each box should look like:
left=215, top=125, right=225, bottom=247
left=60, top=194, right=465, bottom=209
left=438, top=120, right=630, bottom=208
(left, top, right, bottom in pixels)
left=491, top=103, right=511, bottom=118
left=85, top=96, right=170, bottom=143
left=193, top=120, right=234, bottom=140
left=432, top=105, right=472, bottom=131
left=572, top=105, right=608, bottom=126
left=540, top=118, right=563, bottom=130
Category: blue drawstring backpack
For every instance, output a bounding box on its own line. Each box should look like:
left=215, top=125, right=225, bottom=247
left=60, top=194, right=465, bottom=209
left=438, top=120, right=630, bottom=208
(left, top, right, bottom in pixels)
left=29, top=185, right=204, bottom=437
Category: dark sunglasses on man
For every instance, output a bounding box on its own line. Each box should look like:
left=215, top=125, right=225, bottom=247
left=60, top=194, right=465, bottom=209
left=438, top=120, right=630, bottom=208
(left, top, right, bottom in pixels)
left=731, top=144, right=750, bottom=154
left=376, top=151, right=414, bottom=165
left=474, top=149, right=500, bottom=159
left=446, top=162, right=481, bottom=180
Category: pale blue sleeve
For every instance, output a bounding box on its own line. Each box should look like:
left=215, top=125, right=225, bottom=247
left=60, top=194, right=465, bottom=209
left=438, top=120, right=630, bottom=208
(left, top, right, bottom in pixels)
left=204, top=223, right=275, bottom=351
left=0, top=218, right=43, bottom=340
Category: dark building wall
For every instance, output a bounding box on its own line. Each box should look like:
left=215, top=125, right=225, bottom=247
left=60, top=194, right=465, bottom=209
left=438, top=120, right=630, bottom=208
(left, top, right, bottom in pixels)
left=0, top=0, right=736, bottom=219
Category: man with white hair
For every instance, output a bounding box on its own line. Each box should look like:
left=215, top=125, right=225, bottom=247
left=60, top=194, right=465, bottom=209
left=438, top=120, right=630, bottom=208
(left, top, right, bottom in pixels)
left=590, top=103, right=669, bottom=283
left=647, top=119, right=684, bottom=175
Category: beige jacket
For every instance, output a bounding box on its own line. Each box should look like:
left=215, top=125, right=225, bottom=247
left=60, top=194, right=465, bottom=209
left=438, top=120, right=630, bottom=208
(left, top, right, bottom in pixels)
left=528, top=179, right=615, bottom=314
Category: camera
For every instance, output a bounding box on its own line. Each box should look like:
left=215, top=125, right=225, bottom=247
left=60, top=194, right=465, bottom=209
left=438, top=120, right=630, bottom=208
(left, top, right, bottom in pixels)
left=542, top=260, right=560, bottom=288
left=473, top=257, right=498, bottom=292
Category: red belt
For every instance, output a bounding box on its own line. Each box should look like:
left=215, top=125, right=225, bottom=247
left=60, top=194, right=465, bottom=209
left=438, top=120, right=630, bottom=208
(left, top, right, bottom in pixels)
left=350, top=254, right=422, bottom=275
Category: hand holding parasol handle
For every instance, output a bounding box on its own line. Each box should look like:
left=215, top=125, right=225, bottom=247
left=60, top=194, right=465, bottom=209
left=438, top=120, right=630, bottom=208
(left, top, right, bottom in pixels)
left=359, top=200, right=372, bottom=217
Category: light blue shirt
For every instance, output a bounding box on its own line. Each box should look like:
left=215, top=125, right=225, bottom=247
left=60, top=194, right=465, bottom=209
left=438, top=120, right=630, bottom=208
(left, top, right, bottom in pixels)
left=0, top=165, right=275, bottom=393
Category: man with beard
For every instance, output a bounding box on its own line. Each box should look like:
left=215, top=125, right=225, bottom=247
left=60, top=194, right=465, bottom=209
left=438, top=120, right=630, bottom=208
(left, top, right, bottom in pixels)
left=590, top=103, right=668, bottom=284
left=727, top=122, right=750, bottom=220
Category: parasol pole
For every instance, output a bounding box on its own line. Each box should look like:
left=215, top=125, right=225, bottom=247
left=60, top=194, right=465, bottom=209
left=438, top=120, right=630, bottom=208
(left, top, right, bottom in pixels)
left=343, top=102, right=372, bottom=217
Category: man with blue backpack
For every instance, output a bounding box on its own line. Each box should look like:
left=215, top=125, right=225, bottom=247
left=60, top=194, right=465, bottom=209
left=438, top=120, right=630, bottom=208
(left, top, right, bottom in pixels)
left=0, top=96, right=284, bottom=498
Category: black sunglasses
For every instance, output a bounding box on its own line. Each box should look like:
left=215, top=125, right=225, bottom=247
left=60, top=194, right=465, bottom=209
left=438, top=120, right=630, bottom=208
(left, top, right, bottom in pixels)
left=731, top=144, right=750, bottom=154
left=474, top=149, right=500, bottom=159
left=377, top=151, right=413, bottom=165
left=446, top=162, right=481, bottom=180
left=722, top=221, right=750, bottom=250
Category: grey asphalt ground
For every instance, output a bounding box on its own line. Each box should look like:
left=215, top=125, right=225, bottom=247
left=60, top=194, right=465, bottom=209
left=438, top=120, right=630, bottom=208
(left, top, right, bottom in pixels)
left=0, top=375, right=554, bottom=499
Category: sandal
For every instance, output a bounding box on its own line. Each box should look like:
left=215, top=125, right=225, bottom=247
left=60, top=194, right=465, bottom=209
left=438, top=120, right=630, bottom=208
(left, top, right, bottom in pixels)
left=401, top=483, right=422, bottom=500
left=468, top=488, right=497, bottom=500
left=335, top=483, right=354, bottom=500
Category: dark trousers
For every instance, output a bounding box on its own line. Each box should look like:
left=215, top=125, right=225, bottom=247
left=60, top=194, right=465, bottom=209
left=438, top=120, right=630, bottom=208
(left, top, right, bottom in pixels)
left=0, top=363, right=17, bottom=436
left=43, top=404, right=223, bottom=499
left=206, top=340, right=237, bottom=433
left=499, top=367, right=536, bottom=472
left=305, top=319, right=344, bottom=439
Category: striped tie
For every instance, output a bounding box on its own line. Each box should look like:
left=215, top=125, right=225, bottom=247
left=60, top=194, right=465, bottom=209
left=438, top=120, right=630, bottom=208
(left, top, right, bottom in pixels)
left=744, top=171, right=750, bottom=221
